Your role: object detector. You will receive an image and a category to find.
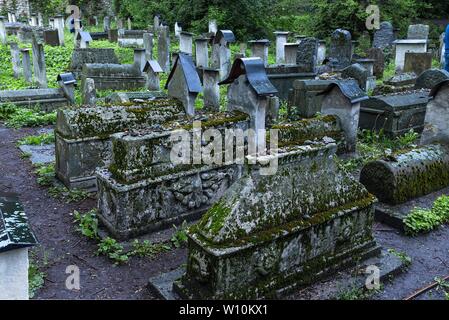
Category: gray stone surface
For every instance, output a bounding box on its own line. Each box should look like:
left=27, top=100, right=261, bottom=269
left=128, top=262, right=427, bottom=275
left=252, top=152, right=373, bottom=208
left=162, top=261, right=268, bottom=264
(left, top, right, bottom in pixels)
left=203, top=68, right=220, bottom=112
left=366, top=48, right=385, bottom=79
left=9, top=42, right=21, bottom=78
left=143, top=32, right=153, bottom=61
left=341, top=63, right=369, bottom=91
left=266, top=65, right=316, bottom=101
left=373, top=21, right=395, bottom=50
left=414, top=69, right=449, bottom=90
left=404, top=52, right=432, bottom=76
left=43, top=29, right=59, bottom=46
left=82, top=77, right=96, bottom=106
left=81, top=63, right=146, bottom=91
left=158, top=26, right=170, bottom=72
left=70, top=48, right=119, bottom=79
left=329, top=29, right=352, bottom=70
left=19, top=144, right=55, bottom=165
left=249, top=39, right=270, bottom=67
left=21, top=49, right=32, bottom=83
left=421, top=81, right=449, bottom=145
left=296, top=37, right=318, bottom=73
left=407, top=24, right=430, bottom=40
left=31, top=36, right=47, bottom=88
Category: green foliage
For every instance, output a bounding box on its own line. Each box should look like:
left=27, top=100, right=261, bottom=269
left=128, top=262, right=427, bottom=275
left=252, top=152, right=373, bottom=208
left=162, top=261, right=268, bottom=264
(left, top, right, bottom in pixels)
left=48, top=185, right=90, bottom=203
left=170, top=220, right=189, bottom=248
left=73, top=209, right=99, bottom=239
left=17, top=132, right=55, bottom=146
left=388, top=248, right=412, bottom=269
left=97, top=237, right=129, bottom=264
left=0, top=104, right=56, bottom=128
left=404, top=195, right=449, bottom=236
left=34, top=163, right=56, bottom=186
left=28, top=252, right=47, bottom=299
left=130, top=240, right=171, bottom=258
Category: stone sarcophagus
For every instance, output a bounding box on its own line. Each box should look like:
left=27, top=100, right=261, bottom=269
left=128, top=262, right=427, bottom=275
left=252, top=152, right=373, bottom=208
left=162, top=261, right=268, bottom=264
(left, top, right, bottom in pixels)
left=174, top=141, right=379, bottom=299
left=359, top=92, right=429, bottom=137
left=55, top=99, right=185, bottom=191
left=96, top=111, right=251, bottom=239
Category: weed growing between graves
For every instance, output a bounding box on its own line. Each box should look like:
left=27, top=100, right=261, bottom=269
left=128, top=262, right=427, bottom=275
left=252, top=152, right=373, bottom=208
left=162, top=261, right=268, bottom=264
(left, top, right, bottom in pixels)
left=97, top=237, right=130, bottom=265
left=336, top=129, right=418, bottom=172
left=336, top=284, right=383, bottom=300
left=28, top=252, right=47, bottom=299
left=130, top=240, right=171, bottom=258
left=48, top=186, right=90, bottom=203
left=73, top=209, right=99, bottom=240
left=0, top=104, right=57, bottom=128
left=171, top=220, right=189, bottom=248
left=404, top=195, right=449, bottom=236
left=17, top=132, right=55, bottom=146
left=34, top=163, right=56, bottom=187
left=434, top=277, right=449, bottom=300
left=388, top=248, right=412, bottom=270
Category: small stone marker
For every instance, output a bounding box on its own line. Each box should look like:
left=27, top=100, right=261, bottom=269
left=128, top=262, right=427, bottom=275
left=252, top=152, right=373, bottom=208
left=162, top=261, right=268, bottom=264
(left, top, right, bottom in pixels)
left=143, top=33, right=153, bottom=60
left=108, top=29, right=118, bottom=43
left=76, top=31, right=92, bottom=49
left=274, top=31, right=289, bottom=64
left=21, top=49, right=32, bottom=83
left=203, top=68, right=220, bottom=111
left=211, top=30, right=236, bottom=80
left=208, top=20, right=217, bottom=35
left=404, top=52, right=432, bottom=76
left=393, top=39, right=428, bottom=71
left=367, top=47, right=385, bottom=79
left=143, top=60, right=163, bottom=90
left=317, top=40, right=326, bottom=65
left=373, top=21, right=395, bottom=50
left=165, top=52, right=202, bottom=115
left=54, top=14, right=65, bottom=46
left=195, top=37, right=209, bottom=68
left=127, top=17, right=132, bottom=30
left=103, top=16, right=111, bottom=32
left=296, top=37, right=318, bottom=73
left=175, top=22, right=182, bottom=37
left=82, top=77, right=96, bottom=106
left=248, top=39, right=270, bottom=67
left=10, top=42, right=22, bottom=78
left=134, top=48, right=146, bottom=71
left=158, top=25, right=170, bottom=72
left=341, top=63, right=370, bottom=92
left=44, top=29, right=59, bottom=46
left=179, top=31, right=194, bottom=55
left=284, top=43, right=299, bottom=65
left=421, top=80, right=449, bottom=145
left=407, top=24, right=430, bottom=40
left=329, top=29, right=352, bottom=70
left=32, top=36, right=48, bottom=88
left=154, top=15, right=160, bottom=33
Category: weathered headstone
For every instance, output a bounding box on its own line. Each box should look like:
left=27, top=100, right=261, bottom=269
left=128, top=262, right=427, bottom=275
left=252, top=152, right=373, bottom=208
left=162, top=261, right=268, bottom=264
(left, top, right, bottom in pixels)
left=373, top=21, right=395, bottom=50
left=43, top=29, right=59, bottom=46
left=208, top=20, right=217, bottom=35
left=143, top=60, right=163, bottom=90
left=175, top=22, right=182, bottom=37
left=158, top=25, right=170, bottom=72
left=82, top=77, right=96, bottom=106
left=354, top=58, right=375, bottom=76
left=153, top=15, right=160, bottom=33
left=274, top=31, right=289, bottom=64
left=407, top=24, right=430, bottom=40
left=54, top=14, right=65, bottom=46
left=10, top=42, right=22, bottom=78
left=21, top=49, right=32, bottom=83
left=367, top=47, right=385, bottom=79
left=70, top=48, right=120, bottom=78
left=203, top=68, right=220, bottom=111
left=211, top=30, right=235, bottom=80
left=57, top=73, right=77, bottom=105
left=284, top=43, right=299, bottom=65
left=341, top=63, right=369, bottom=91
left=103, top=16, right=111, bottom=32
left=248, top=39, right=270, bottom=67
left=127, top=17, right=132, bottom=30
left=143, top=32, right=153, bottom=61
left=134, top=48, right=146, bottom=71
left=195, top=37, right=209, bottom=68
left=404, top=52, right=432, bottom=76
left=421, top=80, right=449, bottom=145
left=296, top=37, right=318, bottom=73
left=329, top=29, right=352, bottom=70
left=165, top=53, right=202, bottom=115
left=393, top=39, right=428, bottom=71
left=37, top=12, right=43, bottom=27
left=179, top=31, right=193, bottom=55
left=317, top=40, right=326, bottom=65
left=32, top=36, right=47, bottom=88
left=75, top=31, right=92, bottom=49
left=414, top=69, right=449, bottom=90
left=108, top=29, right=118, bottom=43
left=0, top=16, right=6, bottom=44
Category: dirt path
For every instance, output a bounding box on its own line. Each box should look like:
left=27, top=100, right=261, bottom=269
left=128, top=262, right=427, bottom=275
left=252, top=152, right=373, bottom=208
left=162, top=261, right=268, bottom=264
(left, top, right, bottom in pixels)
left=1, top=123, right=448, bottom=300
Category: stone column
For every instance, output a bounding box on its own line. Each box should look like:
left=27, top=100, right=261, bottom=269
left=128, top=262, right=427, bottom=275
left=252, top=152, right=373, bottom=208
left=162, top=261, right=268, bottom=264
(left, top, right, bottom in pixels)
left=134, top=48, right=146, bottom=72
left=103, top=16, right=111, bottom=32
left=195, top=38, right=209, bottom=68
left=143, top=33, right=153, bottom=60
left=208, top=20, right=217, bottom=35
left=10, top=42, right=22, bottom=78
left=203, top=68, right=220, bottom=111
left=38, top=12, right=43, bottom=27
left=82, top=78, right=97, bottom=106
left=158, top=25, right=170, bottom=72
left=54, top=14, right=65, bottom=46
left=274, top=31, right=289, bottom=64
left=249, top=40, right=270, bottom=67
left=32, top=37, right=48, bottom=88
left=127, top=17, right=132, bottom=30
left=21, top=49, right=32, bottom=83
left=284, top=43, right=299, bottom=65
left=179, top=32, right=193, bottom=55
left=317, top=40, right=327, bottom=65
left=154, top=15, right=160, bottom=33
left=0, top=16, right=7, bottom=45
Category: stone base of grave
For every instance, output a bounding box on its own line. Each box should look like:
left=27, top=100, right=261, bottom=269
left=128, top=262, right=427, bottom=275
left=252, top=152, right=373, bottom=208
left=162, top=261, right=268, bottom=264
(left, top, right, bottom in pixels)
left=0, top=88, right=71, bottom=112
left=96, top=164, right=244, bottom=240
left=374, top=185, right=449, bottom=232
left=148, top=248, right=406, bottom=300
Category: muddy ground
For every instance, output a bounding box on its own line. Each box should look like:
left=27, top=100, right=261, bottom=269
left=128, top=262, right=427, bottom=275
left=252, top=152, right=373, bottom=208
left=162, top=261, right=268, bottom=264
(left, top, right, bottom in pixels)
left=1, top=123, right=448, bottom=300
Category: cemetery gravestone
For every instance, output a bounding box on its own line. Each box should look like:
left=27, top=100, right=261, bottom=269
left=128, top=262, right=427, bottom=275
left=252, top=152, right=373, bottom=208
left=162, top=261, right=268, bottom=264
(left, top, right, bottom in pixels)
left=179, top=31, right=194, bottom=55
left=407, top=24, right=430, bottom=40
left=158, top=25, right=170, bottom=72
left=248, top=40, right=270, bottom=67
left=0, top=16, right=6, bottom=44
left=284, top=43, right=300, bottom=65
left=143, top=60, right=163, bottom=91
left=21, top=49, right=32, bottom=83
left=195, top=38, right=209, bottom=68
left=203, top=68, right=220, bottom=112
left=32, top=36, right=48, bottom=88
left=414, top=69, right=449, bottom=90
left=393, top=39, right=428, bottom=71
left=143, top=33, right=153, bottom=60
left=403, top=52, right=432, bottom=76
left=211, top=30, right=236, bottom=80
left=296, top=37, right=318, bottom=73
left=373, top=21, right=395, bottom=50
left=421, top=80, right=449, bottom=145
left=43, top=29, right=59, bottom=46
left=329, top=29, right=352, bottom=70
left=10, top=42, right=22, bottom=78
left=274, top=31, right=289, bottom=64
left=367, top=48, right=385, bottom=79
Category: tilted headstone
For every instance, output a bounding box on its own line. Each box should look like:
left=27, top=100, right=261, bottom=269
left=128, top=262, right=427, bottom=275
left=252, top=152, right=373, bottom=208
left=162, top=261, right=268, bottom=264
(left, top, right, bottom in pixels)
left=414, top=69, right=449, bottom=90
left=10, top=42, right=22, bottom=78
left=367, top=47, right=385, bottom=79
left=211, top=30, right=236, bottom=80
left=284, top=43, right=299, bottom=65
left=32, top=36, right=47, bottom=88
left=341, top=63, right=369, bottom=92
left=407, top=24, right=430, bottom=40
left=82, top=77, right=96, bottom=106
left=354, top=58, right=375, bottom=77
left=373, top=21, right=395, bottom=50
left=179, top=31, right=194, bottom=55
left=319, top=80, right=369, bottom=152
left=165, top=53, right=202, bottom=115
left=249, top=39, right=270, bottom=67
left=143, top=60, right=163, bottom=91
left=219, top=57, right=278, bottom=152
left=195, top=37, right=209, bottom=68
left=393, top=39, right=428, bottom=71
left=329, top=29, right=352, bottom=70
left=404, top=52, right=432, bottom=76
left=158, top=25, right=170, bottom=72
left=274, top=31, right=289, bottom=64
left=296, top=37, right=318, bottom=73
left=21, top=49, right=32, bottom=83
left=421, top=80, right=449, bottom=145
left=203, top=68, right=220, bottom=112
left=54, top=14, right=65, bottom=46
left=317, top=40, right=326, bottom=65
left=143, top=33, right=153, bottom=60
left=0, top=16, right=6, bottom=44
left=57, top=72, right=77, bottom=104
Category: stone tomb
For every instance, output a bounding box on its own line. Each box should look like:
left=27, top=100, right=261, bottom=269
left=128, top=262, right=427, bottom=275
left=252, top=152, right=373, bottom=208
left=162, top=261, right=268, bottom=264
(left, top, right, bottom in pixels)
left=359, top=92, right=429, bottom=137
left=414, top=69, right=449, bottom=90
left=81, top=63, right=147, bottom=91
left=266, top=65, right=316, bottom=101
left=118, top=29, right=147, bottom=47
left=0, top=193, right=38, bottom=300
left=373, top=21, right=395, bottom=50
left=70, top=48, right=120, bottom=79
left=329, top=29, right=353, bottom=70
left=55, top=98, right=185, bottom=191
left=393, top=39, right=428, bottom=71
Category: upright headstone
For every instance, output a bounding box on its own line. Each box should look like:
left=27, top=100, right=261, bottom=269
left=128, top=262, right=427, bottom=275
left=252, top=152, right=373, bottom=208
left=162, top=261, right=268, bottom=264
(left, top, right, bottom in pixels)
left=11, top=13, right=17, bottom=23
left=0, top=16, right=6, bottom=45
left=158, top=25, right=170, bottom=72
left=296, top=37, right=318, bottom=73
left=329, top=29, right=352, bottom=70
left=367, top=47, right=385, bottom=79
left=211, top=30, right=235, bottom=80
left=7, top=12, right=12, bottom=23
left=393, top=39, right=428, bottom=71
left=37, top=12, right=43, bottom=27
left=134, top=48, right=146, bottom=71
left=143, top=60, right=163, bottom=90
left=30, top=14, right=37, bottom=27
left=108, top=29, right=118, bottom=43
left=175, top=22, right=182, bottom=37
left=404, top=52, right=432, bottom=76
left=248, top=39, right=270, bottom=67
left=274, top=31, right=289, bottom=64
left=153, top=15, right=160, bottom=33
left=203, top=68, right=220, bottom=112
left=44, top=30, right=60, bottom=46
left=317, top=40, right=326, bottom=65
left=49, top=18, right=55, bottom=29
left=127, top=17, right=132, bottom=30
left=284, top=43, right=300, bottom=65
left=21, top=49, right=32, bottom=83
left=179, top=31, right=193, bottom=55
left=195, top=37, right=209, bottom=68
left=10, top=42, right=21, bottom=78
left=208, top=20, right=217, bottom=35
left=373, top=21, right=395, bottom=50
left=407, top=24, right=430, bottom=40
left=143, top=32, right=153, bottom=61
left=54, top=14, right=65, bottom=46
left=103, top=16, right=111, bottom=32
left=82, top=78, right=96, bottom=106
left=32, top=36, right=47, bottom=88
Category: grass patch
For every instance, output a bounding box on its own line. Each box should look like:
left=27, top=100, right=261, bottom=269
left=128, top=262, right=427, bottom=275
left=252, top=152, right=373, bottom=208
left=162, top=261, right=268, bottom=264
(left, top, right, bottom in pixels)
left=18, top=132, right=55, bottom=146
left=0, top=104, right=56, bottom=128
left=404, top=195, right=449, bottom=236
left=34, top=163, right=56, bottom=187
left=48, top=185, right=90, bottom=203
